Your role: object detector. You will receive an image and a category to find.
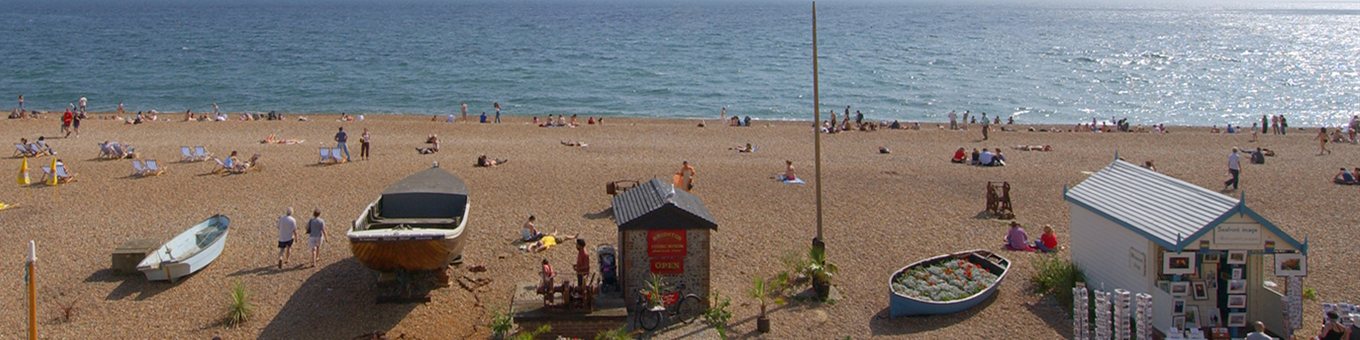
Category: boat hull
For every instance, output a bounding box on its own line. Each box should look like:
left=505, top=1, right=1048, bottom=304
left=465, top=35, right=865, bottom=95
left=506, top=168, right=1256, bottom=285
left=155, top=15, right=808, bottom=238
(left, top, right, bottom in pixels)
left=137, top=215, right=230, bottom=282
left=888, top=249, right=1010, bottom=317
left=348, top=201, right=468, bottom=273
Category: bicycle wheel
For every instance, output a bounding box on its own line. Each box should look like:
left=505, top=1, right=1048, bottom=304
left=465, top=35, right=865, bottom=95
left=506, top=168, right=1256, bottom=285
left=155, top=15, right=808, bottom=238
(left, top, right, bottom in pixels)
left=674, top=294, right=705, bottom=324
left=638, top=309, right=662, bottom=331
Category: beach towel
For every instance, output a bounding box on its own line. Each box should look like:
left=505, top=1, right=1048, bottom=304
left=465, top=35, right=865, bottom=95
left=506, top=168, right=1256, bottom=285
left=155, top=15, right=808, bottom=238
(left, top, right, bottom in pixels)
left=782, top=178, right=805, bottom=185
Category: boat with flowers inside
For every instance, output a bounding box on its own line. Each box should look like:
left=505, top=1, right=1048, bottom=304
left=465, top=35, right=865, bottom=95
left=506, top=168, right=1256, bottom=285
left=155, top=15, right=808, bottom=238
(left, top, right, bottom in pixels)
left=888, top=249, right=1010, bottom=317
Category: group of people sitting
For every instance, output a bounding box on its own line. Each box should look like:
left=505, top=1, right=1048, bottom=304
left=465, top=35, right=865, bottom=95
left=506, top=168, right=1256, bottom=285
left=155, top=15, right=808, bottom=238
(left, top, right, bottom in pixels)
left=535, top=114, right=597, bottom=128
left=14, top=137, right=56, bottom=157
left=887, top=120, right=922, bottom=130
left=726, top=115, right=753, bottom=127
left=1334, top=167, right=1360, bottom=185
left=97, top=141, right=138, bottom=159
left=950, top=147, right=1007, bottom=166
left=211, top=151, right=260, bottom=174
left=119, top=111, right=159, bottom=124
left=1003, top=222, right=1059, bottom=253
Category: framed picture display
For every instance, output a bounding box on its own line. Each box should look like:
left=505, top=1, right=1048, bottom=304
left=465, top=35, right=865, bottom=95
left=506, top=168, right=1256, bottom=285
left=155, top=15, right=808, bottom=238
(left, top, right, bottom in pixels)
left=1192, top=281, right=1209, bottom=300
left=1164, top=252, right=1196, bottom=275
left=1185, top=306, right=1201, bottom=328
left=1207, top=278, right=1217, bottom=289
left=1174, top=298, right=1186, bottom=314
left=1227, top=294, right=1247, bottom=308
left=1173, top=315, right=1187, bottom=330
left=1227, top=251, right=1247, bottom=265
left=1208, top=308, right=1222, bottom=327
left=1232, top=268, right=1243, bottom=280
left=1158, top=280, right=1170, bottom=292
left=1170, top=282, right=1191, bottom=296
left=1275, top=253, right=1307, bottom=277
left=1203, top=252, right=1221, bottom=262
left=1228, top=279, right=1247, bottom=294
left=1228, top=312, right=1247, bottom=327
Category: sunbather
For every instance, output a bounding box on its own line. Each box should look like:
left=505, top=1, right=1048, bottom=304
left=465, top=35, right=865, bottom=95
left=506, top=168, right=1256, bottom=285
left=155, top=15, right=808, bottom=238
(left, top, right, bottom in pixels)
left=231, top=154, right=260, bottom=173
left=261, top=134, right=304, bottom=144
left=729, top=143, right=754, bottom=153
left=476, top=155, right=507, bottom=167
left=779, top=160, right=797, bottom=181
left=561, top=140, right=588, bottom=147
left=1012, top=145, right=1052, bottom=151
left=522, top=231, right=578, bottom=253
left=1335, top=168, right=1356, bottom=185
left=417, top=135, right=440, bottom=154
left=521, top=215, right=545, bottom=242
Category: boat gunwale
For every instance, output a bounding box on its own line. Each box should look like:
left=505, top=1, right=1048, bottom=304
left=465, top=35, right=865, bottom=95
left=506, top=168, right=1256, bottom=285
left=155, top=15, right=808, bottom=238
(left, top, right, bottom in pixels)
left=888, top=249, right=1010, bottom=306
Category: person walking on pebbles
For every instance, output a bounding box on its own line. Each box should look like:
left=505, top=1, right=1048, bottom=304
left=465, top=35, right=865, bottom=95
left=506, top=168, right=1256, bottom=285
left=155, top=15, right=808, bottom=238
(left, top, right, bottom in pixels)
left=360, top=128, right=371, bottom=161
left=277, top=207, right=297, bottom=269
left=306, top=208, right=326, bottom=268
left=1223, top=147, right=1241, bottom=191
left=334, top=126, right=350, bottom=162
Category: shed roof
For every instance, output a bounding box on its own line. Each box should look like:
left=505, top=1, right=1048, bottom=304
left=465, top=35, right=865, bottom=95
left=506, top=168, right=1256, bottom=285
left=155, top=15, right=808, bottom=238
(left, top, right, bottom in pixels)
left=612, top=179, right=717, bottom=230
left=1064, top=159, right=1305, bottom=252
left=381, top=166, right=468, bottom=197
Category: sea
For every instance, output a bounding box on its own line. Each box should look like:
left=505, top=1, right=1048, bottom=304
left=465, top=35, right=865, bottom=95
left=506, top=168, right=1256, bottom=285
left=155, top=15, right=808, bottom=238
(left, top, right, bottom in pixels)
left=4, top=0, right=1359, bottom=126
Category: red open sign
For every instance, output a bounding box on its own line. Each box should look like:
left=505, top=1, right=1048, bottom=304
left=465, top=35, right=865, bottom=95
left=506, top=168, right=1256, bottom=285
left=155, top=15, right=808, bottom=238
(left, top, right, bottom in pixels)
left=650, top=257, right=683, bottom=275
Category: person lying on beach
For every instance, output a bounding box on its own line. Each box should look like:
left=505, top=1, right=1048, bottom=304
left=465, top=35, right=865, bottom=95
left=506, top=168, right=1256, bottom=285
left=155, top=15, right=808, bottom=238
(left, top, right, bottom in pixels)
left=1012, top=145, right=1052, bottom=152
left=261, top=134, right=305, bottom=145
left=729, top=143, right=754, bottom=153
left=476, top=155, right=508, bottom=167
left=1143, top=160, right=1157, bottom=172
left=729, top=116, right=741, bottom=126
left=523, top=231, right=578, bottom=252
left=417, top=135, right=440, bottom=154
left=561, top=140, right=589, bottom=147
left=1335, top=168, right=1357, bottom=185
left=879, top=146, right=891, bottom=154
left=951, top=148, right=967, bottom=163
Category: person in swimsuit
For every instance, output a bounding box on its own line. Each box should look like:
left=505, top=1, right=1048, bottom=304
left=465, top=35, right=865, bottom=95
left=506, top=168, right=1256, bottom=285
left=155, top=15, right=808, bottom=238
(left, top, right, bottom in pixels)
left=1318, top=312, right=1351, bottom=340
left=678, top=161, right=696, bottom=190
left=780, top=160, right=796, bottom=181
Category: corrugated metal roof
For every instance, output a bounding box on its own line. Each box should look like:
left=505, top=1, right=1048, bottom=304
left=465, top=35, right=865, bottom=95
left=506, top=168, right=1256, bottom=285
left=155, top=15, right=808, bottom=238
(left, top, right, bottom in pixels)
left=612, top=178, right=717, bottom=230
left=1065, top=160, right=1240, bottom=249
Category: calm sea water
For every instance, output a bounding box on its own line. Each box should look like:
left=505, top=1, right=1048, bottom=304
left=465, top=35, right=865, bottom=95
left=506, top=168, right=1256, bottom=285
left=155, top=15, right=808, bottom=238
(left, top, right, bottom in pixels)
left=4, top=1, right=1359, bottom=126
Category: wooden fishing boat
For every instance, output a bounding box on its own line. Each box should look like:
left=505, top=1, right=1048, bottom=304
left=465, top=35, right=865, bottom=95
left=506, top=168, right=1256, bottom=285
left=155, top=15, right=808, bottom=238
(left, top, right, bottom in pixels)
left=137, top=215, right=230, bottom=282
left=888, top=249, right=1010, bottom=317
left=349, top=165, right=468, bottom=273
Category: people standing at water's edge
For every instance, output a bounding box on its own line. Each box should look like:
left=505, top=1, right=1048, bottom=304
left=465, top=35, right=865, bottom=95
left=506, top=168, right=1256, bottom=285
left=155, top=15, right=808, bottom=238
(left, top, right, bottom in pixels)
left=307, top=209, right=326, bottom=268
left=1280, top=115, right=1288, bottom=135
left=948, top=111, right=958, bottom=130
left=17, top=94, right=24, bottom=114
left=334, top=127, right=350, bottom=162
left=493, top=102, right=502, bottom=123
left=981, top=115, right=990, bottom=140
left=117, top=101, right=125, bottom=115
left=360, top=128, right=371, bottom=160
left=460, top=102, right=468, bottom=122
left=78, top=96, right=87, bottom=116
left=277, top=208, right=297, bottom=269
left=720, top=106, right=726, bottom=120
left=1223, top=147, right=1241, bottom=191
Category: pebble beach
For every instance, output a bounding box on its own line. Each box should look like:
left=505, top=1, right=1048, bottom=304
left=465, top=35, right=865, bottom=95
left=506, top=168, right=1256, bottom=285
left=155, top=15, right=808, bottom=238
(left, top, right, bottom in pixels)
left=2, top=114, right=1356, bottom=339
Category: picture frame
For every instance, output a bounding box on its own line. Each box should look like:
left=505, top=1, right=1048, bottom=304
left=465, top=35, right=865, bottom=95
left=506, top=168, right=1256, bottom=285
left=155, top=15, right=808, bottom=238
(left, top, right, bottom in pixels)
left=1174, top=299, right=1186, bottom=314
left=1226, top=251, right=1247, bottom=265
left=1275, top=253, right=1307, bottom=277
left=1192, top=281, right=1209, bottom=300
left=1228, top=279, right=1247, bottom=294
left=1232, top=268, right=1243, bottom=280
left=1157, top=280, right=1170, bottom=292
left=1163, top=252, right=1197, bottom=275
left=1207, top=278, right=1217, bottom=289
left=1203, top=252, right=1221, bottom=263
left=1173, top=315, right=1187, bottom=330
left=1208, top=308, right=1222, bottom=327
left=1185, top=305, right=1201, bottom=328
left=1228, top=312, right=1247, bottom=327
left=1170, top=282, right=1191, bottom=296
left=1227, top=294, right=1247, bottom=308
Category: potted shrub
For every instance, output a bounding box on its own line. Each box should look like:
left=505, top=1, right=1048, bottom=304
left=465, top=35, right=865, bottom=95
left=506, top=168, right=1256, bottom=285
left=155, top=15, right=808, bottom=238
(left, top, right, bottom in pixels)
left=750, top=278, right=772, bottom=332
left=806, top=246, right=837, bottom=300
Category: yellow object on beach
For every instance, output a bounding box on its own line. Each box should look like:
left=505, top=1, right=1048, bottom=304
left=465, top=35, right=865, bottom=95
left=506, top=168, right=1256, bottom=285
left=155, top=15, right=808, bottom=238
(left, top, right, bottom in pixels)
left=17, top=157, right=30, bottom=185
left=0, top=202, right=11, bottom=211
left=47, top=158, right=57, bottom=186
left=541, top=235, right=557, bottom=249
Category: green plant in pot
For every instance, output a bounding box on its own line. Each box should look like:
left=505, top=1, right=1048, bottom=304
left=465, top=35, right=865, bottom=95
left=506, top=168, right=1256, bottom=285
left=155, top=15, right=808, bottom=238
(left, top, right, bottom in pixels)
left=749, top=277, right=774, bottom=332
left=644, top=273, right=666, bottom=309
left=806, top=246, right=837, bottom=300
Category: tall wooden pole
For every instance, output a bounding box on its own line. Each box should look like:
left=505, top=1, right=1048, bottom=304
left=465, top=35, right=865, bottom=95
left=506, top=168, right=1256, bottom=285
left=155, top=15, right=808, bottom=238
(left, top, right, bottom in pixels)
left=27, top=240, right=37, bottom=340
left=812, top=2, right=825, bottom=250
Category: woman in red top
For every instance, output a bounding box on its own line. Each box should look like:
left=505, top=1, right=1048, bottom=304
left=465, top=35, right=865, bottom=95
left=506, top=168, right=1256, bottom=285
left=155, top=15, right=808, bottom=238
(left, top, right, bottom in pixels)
left=1033, top=225, right=1059, bottom=253
left=951, top=147, right=967, bottom=163
left=62, top=108, right=74, bottom=137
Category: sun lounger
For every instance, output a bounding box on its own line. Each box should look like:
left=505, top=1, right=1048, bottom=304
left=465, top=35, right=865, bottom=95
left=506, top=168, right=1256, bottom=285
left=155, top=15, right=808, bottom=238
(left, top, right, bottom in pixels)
left=14, top=144, right=36, bottom=157
left=144, top=159, right=165, bottom=176
left=39, top=166, right=52, bottom=183
left=180, top=146, right=194, bottom=162
left=229, top=154, right=260, bottom=174
left=131, top=159, right=148, bottom=176
left=332, top=147, right=345, bottom=162
left=319, top=147, right=332, bottom=163
left=193, top=146, right=211, bottom=161
left=29, top=144, right=47, bottom=156
left=98, top=142, right=114, bottom=159
left=55, top=165, right=75, bottom=183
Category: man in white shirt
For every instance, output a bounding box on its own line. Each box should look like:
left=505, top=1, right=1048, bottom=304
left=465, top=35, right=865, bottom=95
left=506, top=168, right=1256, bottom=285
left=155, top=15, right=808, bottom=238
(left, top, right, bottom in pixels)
left=978, top=148, right=995, bottom=166
left=1224, top=147, right=1241, bottom=191
left=277, top=207, right=297, bottom=269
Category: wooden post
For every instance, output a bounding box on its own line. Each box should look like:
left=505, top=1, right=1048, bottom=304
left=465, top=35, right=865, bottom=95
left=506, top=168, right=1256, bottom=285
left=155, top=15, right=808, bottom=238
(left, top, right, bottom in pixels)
left=811, top=1, right=825, bottom=253
left=27, top=240, right=37, bottom=340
